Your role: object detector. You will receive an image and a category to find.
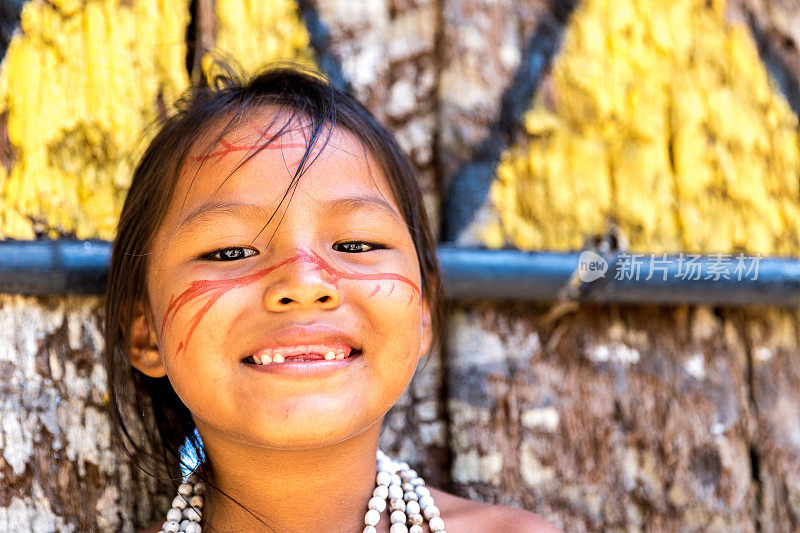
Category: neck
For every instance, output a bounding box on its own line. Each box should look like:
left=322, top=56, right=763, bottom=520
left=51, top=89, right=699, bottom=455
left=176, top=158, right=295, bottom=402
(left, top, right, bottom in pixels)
left=197, top=421, right=383, bottom=533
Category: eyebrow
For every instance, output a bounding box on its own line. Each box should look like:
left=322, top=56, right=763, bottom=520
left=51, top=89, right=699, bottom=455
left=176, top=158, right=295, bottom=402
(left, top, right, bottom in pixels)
left=321, top=196, right=404, bottom=223
left=175, top=195, right=404, bottom=234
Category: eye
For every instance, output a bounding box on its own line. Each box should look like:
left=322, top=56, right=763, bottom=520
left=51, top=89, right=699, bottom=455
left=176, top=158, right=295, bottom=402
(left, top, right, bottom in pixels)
left=333, top=241, right=386, bottom=253
left=201, top=247, right=258, bottom=261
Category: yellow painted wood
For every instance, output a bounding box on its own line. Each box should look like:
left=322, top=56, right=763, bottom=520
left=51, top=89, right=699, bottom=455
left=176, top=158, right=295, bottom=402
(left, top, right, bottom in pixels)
left=213, top=0, right=313, bottom=76
left=0, top=0, right=314, bottom=240
left=0, top=0, right=190, bottom=239
left=484, top=0, right=800, bottom=255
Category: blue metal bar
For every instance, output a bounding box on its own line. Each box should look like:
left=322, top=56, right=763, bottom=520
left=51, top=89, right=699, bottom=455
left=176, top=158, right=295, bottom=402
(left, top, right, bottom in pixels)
left=0, top=240, right=798, bottom=307
left=437, top=246, right=800, bottom=307
left=0, top=240, right=110, bottom=295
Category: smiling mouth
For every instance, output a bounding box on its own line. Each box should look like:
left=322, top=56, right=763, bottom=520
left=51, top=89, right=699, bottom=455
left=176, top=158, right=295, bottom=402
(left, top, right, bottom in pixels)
left=243, top=343, right=362, bottom=365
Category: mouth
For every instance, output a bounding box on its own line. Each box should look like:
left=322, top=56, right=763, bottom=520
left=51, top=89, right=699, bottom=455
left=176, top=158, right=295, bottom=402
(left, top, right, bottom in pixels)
left=243, top=342, right=363, bottom=366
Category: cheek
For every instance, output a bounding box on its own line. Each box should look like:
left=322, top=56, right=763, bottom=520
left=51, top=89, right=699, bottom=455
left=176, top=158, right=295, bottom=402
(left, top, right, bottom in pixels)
left=162, top=341, right=236, bottom=428
left=352, top=277, right=423, bottom=331
left=157, top=298, right=235, bottom=401
left=350, top=261, right=423, bottom=310
left=349, top=279, right=425, bottom=369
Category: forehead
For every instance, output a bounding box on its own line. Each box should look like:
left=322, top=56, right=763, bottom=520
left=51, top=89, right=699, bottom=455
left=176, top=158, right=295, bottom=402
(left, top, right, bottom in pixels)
left=169, top=111, right=398, bottom=221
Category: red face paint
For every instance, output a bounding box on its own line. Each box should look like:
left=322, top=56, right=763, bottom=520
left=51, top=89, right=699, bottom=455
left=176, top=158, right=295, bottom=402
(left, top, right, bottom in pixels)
left=189, top=138, right=307, bottom=166
left=179, top=129, right=328, bottom=179
left=162, top=250, right=421, bottom=357
left=300, top=249, right=420, bottom=298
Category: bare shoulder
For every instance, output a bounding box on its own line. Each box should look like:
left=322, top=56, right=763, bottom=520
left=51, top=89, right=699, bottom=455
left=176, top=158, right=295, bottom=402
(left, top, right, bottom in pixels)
left=427, top=486, right=562, bottom=533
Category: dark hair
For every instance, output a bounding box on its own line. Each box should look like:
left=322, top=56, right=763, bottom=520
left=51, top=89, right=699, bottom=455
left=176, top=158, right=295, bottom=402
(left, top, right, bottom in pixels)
left=103, top=64, right=443, bottom=507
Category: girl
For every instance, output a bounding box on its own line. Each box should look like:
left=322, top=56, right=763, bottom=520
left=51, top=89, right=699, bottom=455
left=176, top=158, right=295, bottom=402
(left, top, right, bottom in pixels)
left=104, top=64, right=560, bottom=533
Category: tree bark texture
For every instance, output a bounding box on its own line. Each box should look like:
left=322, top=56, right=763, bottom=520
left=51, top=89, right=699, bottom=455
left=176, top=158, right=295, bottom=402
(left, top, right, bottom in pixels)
left=445, top=303, right=800, bottom=532
left=0, top=295, right=166, bottom=531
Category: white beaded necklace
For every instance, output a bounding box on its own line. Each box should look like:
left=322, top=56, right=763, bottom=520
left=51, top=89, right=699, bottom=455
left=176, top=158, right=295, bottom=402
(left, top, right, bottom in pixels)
left=158, top=449, right=446, bottom=533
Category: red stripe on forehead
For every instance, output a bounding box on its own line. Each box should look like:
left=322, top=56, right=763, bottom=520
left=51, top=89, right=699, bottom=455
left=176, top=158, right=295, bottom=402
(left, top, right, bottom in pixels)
left=188, top=138, right=308, bottom=166
left=178, top=130, right=331, bottom=181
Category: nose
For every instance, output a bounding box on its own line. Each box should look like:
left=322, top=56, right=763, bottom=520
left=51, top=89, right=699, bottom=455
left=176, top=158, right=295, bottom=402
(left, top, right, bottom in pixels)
left=263, top=256, right=342, bottom=312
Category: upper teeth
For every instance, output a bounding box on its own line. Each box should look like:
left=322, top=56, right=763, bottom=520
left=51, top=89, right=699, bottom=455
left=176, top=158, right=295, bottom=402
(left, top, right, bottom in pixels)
left=250, top=351, right=348, bottom=365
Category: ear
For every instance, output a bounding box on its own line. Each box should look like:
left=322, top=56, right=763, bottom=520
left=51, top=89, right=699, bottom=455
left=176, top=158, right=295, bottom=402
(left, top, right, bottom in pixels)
left=127, top=300, right=166, bottom=378
left=419, top=299, right=433, bottom=358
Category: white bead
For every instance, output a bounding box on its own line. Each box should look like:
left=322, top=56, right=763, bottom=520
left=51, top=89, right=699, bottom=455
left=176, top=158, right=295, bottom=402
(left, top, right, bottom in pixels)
left=398, top=461, right=410, bottom=470
left=376, top=471, right=392, bottom=486
left=406, top=501, right=420, bottom=515
left=402, top=482, right=415, bottom=492
left=403, top=491, right=418, bottom=502
left=177, top=483, right=193, bottom=496
left=373, top=485, right=389, bottom=499
left=363, top=527, right=377, bottom=533
left=163, top=521, right=180, bottom=533
left=179, top=520, right=191, bottom=531
left=423, top=504, right=440, bottom=520
left=391, top=474, right=402, bottom=486
left=390, top=510, right=407, bottom=524
left=365, top=509, right=380, bottom=526
left=184, top=523, right=201, bottom=533
left=400, top=469, right=417, bottom=481
left=389, top=498, right=406, bottom=512
left=183, top=507, right=201, bottom=522
left=429, top=516, right=445, bottom=532
left=408, top=513, right=423, bottom=526
left=388, top=485, right=404, bottom=499
left=418, top=495, right=434, bottom=509
left=171, top=495, right=188, bottom=509
left=166, top=508, right=182, bottom=522
left=415, top=486, right=430, bottom=497
left=390, top=524, right=409, bottom=533
left=411, top=477, right=424, bottom=486
left=189, top=495, right=203, bottom=508
left=193, top=482, right=205, bottom=495
left=409, top=526, right=423, bottom=533
left=368, top=496, right=386, bottom=513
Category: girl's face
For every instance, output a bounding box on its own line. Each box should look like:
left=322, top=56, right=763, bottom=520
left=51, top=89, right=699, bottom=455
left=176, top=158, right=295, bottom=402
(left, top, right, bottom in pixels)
left=139, top=116, right=431, bottom=448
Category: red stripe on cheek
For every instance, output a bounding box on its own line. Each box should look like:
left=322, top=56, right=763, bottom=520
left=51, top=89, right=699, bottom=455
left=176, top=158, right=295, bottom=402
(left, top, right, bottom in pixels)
left=179, top=294, right=222, bottom=357
left=160, top=250, right=421, bottom=357
left=161, top=255, right=298, bottom=356
left=301, top=249, right=421, bottom=298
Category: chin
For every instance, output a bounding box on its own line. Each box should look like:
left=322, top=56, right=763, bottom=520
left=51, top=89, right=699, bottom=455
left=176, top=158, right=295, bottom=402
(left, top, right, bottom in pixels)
left=239, top=404, right=380, bottom=448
